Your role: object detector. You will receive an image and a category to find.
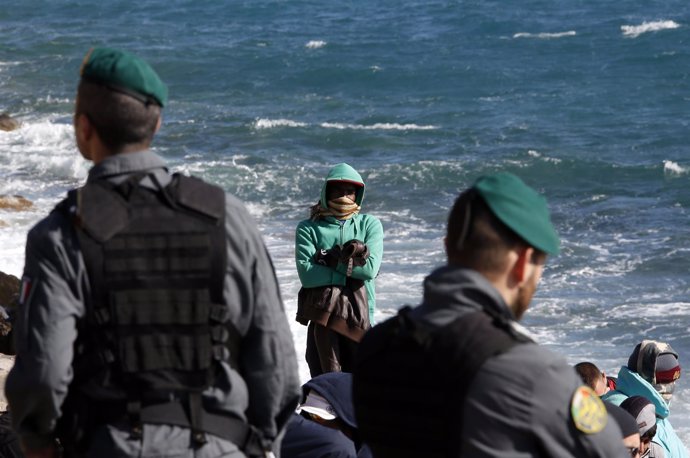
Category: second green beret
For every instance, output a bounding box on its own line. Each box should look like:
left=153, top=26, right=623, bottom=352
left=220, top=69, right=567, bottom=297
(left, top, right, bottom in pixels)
left=80, top=47, right=168, bottom=107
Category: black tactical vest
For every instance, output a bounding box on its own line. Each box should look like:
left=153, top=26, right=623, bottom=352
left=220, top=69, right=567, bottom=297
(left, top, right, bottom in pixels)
left=353, top=306, right=530, bottom=458
left=54, top=173, right=260, bottom=454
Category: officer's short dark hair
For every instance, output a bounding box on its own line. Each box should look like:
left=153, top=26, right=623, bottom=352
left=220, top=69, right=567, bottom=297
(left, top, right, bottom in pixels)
left=446, top=189, right=538, bottom=272
left=76, top=79, right=160, bottom=150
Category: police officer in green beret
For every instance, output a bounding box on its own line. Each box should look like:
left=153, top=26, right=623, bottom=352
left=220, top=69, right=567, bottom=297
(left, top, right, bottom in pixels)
left=6, top=47, right=300, bottom=458
left=353, top=173, right=629, bottom=457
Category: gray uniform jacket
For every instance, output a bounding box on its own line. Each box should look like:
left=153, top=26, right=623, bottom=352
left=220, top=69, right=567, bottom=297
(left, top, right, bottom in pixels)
left=6, top=150, right=301, bottom=457
left=408, top=266, right=629, bottom=458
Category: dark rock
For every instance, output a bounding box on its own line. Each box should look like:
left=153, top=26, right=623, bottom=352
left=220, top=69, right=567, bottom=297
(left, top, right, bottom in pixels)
left=0, top=272, right=19, bottom=355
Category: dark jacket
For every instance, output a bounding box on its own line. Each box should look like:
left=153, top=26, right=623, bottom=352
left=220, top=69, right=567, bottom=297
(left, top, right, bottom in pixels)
left=282, top=414, right=357, bottom=458
left=282, top=372, right=372, bottom=458
left=297, top=282, right=369, bottom=342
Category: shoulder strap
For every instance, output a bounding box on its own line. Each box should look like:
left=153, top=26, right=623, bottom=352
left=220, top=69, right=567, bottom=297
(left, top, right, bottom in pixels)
left=172, top=174, right=225, bottom=221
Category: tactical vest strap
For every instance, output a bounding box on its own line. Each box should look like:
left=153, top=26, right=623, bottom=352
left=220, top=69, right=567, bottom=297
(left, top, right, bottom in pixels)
left=354, top=306, right=528, bottom=457
left=137, top=400, right=263, bottom=453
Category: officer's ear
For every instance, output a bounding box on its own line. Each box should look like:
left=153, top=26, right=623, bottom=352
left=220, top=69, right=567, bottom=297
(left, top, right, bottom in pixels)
left=154, top=115, right=162, bottom=134
left=510, top=246, right=534, bottom=285
left=74, top=113, right=93, bottom=140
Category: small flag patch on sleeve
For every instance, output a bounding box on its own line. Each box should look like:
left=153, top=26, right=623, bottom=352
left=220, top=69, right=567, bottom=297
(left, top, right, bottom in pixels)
left=19, top=276, right=33, bottom=306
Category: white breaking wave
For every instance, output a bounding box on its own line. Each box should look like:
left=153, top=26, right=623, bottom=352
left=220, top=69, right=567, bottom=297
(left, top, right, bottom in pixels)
left=663, top=160, right=688, bottom=175
left=621, top=20, right=680, bottom=38
left=254, top=118, right=308, bottom=129
left=513, top=31, right=576, bottom=39
left=253, top=118, right=438, bottom=131
left=305, top=40, right=327, bottom=49
left=320, top=122, right=438, bottom=131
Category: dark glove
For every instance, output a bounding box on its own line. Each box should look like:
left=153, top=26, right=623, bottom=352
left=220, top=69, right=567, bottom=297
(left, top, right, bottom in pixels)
left=314, top=245, right=342, bottom=268
left=341, top=239, right=369, bottom=267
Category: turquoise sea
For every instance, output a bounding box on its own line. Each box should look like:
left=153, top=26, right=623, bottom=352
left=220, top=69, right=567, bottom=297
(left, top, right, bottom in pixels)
left=1, top=0, right=689, bottom=445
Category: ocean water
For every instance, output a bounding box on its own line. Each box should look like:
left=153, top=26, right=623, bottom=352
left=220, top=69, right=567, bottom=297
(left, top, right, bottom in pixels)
left=1, top=0, right=690, bottom=445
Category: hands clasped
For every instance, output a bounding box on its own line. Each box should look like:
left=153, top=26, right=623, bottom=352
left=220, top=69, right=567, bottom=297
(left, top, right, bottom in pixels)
left=314, top=239, right=369, bottom=270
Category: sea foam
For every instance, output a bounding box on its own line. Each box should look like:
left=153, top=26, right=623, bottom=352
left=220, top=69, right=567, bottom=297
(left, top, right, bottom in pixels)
left=621, top=20, right=680, bottom=38
left=663, top=160, right=688, bottom=175
left=513, top=31, right=577, bottom=39
left=305, top=40, right=327, bottom=49
left=254, top=118, right=308, bottom=129
left=319, top=122, right=438, bottom=131
left=253, top=118, right=438, bottom=131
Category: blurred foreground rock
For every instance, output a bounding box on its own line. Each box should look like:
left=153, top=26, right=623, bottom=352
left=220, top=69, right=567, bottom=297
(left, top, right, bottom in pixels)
left=0, top=196, right=33, bottom=211
left=0, top=272, right=18, bottom=355
left=0, top=114, right=19, bottom=132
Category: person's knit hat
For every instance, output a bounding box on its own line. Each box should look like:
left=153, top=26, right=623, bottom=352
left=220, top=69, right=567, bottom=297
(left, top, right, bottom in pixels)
left=620, top=396, right=657, bottom=437
left=627, top=340, right=681, bottom=385
left=473, top=173, right=560, bottom=255
left=604, top=401, right=640, bottom=438
left=80, top=47, right=168, bottom=107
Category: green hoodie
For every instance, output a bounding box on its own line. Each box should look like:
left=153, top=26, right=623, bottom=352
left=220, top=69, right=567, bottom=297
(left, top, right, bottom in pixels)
left=295, top=163, right=383, bottom=322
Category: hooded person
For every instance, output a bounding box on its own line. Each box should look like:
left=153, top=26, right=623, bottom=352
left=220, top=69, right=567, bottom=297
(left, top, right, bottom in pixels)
left=602, top=340, right=687, bottom=458
left=295, top=163, right=383, bottom=376
left=281, top=372, right=372, bottom=458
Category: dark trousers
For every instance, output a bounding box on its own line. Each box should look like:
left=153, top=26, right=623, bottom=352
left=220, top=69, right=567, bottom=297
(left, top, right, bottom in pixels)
left=305, top=322, right=359, bottom=377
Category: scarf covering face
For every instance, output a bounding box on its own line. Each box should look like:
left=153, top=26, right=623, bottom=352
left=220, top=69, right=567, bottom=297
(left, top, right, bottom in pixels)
left=311, top=196, right=361, bottom=221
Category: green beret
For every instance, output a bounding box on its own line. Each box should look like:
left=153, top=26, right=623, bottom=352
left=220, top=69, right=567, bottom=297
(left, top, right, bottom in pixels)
left=473, top=172, right=560, bottom=255
left=80, top=47, right=168, bottom=107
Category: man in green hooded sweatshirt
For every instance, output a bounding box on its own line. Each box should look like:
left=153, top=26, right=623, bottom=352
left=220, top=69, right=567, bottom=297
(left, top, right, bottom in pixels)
left=295, top=163, right=384, bottom=377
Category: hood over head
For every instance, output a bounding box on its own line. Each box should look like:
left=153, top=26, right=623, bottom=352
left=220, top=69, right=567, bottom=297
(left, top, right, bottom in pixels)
left=627, top=340, right=681, bottom=386
left=301, top=372, right=357, bottom=430
left=320, top=163, right=365, bottom=209
left=613, top=366, right=670, bottom=419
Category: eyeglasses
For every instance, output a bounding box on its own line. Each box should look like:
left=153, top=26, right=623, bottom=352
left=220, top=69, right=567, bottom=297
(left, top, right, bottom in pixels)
left=626, top=446, right=641, bottom=457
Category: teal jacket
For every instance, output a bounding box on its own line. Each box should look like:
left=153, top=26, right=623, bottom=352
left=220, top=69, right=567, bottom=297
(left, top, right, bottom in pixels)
left=602, top=366, right=688, bottom=458
left=295, top=164, right=383, bottom=323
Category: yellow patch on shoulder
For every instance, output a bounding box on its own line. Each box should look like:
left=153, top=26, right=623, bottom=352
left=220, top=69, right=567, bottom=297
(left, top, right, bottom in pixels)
left=570, top=385, right=607, bottom=434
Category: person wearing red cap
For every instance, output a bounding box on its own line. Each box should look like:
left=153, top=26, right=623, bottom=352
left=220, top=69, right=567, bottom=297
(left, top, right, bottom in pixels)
left=602, top=340, right=687, bottom=458
left=295, top=163, right=383, bottom=376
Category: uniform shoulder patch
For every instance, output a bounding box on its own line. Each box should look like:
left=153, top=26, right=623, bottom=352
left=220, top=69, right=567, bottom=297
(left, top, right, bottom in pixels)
left=570, top=385, right=607, bottom=434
